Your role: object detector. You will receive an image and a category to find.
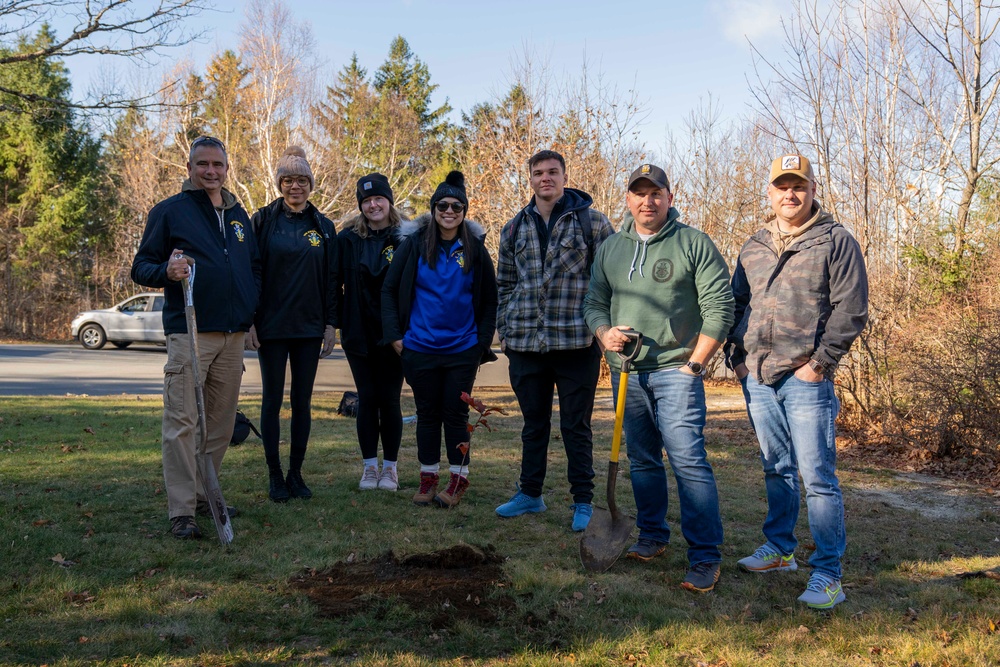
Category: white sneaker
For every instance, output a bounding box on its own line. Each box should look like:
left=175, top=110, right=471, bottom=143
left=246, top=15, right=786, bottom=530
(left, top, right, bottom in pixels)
left=377, top=466, right=399, bottom=491
left=359, top=465, right=379, bottom=490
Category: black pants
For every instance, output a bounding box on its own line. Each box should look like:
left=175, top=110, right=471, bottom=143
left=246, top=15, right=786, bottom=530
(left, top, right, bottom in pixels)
left=401, top=345, right=481, bottom=467
left=345, top=345, right=404, bottom=461
left=506, top=342, right=601, bottom=503
left=258, top=337, right=322, bottom=473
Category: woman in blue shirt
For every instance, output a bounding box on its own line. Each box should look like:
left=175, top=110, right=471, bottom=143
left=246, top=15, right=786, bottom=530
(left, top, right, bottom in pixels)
left=382, top=171, right=497, bottom=508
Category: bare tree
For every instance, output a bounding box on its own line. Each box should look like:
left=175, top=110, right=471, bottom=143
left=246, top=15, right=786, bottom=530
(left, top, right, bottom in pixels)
left=0, top=0, right=210, bottom=111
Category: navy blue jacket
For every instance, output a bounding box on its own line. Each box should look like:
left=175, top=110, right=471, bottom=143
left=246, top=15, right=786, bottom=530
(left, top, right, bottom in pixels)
left=131, top=184, right=261, bottom=335
left=381, top=215, right=498, bottom=365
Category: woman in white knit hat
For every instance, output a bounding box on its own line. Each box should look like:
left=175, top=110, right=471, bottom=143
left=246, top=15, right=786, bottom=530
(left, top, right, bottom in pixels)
left=246, top=146, right=337, bottom=502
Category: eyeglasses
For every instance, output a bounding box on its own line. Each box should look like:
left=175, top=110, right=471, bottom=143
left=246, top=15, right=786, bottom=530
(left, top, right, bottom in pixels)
left=280, top=176, right=311, bottom=188
left=191, top=136, right=226, bottom=152
left=435, top=202, right=465, bottom=213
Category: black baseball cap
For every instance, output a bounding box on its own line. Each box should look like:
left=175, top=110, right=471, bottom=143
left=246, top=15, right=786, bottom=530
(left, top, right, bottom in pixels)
left=627, top=164, right=670, bottom=192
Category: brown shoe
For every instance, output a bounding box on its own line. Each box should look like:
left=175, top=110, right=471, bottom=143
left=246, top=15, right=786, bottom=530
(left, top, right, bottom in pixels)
left=433, top=473, right=469, bottom=508
left=412, top=472, right=439, bottom=505
left=170, top=515, right=202, bottom=539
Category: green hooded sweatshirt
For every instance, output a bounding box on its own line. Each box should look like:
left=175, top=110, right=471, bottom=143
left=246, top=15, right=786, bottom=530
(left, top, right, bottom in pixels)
left=582, top=208, right=734, bottom=373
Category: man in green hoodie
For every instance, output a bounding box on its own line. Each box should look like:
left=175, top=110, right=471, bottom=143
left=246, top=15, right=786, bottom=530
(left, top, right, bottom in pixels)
left=583, top=164, right=734, bottom=593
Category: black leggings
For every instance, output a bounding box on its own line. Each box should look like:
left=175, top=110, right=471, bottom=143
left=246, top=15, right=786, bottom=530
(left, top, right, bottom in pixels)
left=400, top=346, right=480, bottom=467
left=258, top=337, right=322, bottom=472
left=345, top=345, right=404, bottom=461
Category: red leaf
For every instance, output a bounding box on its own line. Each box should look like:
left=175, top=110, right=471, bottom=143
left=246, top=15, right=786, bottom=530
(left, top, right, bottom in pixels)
left=466, top=424, right=474, bottom=432
left=457, top=443, right=470, bottom=456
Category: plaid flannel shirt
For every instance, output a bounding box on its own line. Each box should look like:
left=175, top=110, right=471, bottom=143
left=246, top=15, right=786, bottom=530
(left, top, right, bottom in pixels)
left=497, top=199, right=613, bottom=353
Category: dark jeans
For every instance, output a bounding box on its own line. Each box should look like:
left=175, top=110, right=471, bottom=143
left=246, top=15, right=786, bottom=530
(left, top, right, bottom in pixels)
left=345, top=345, right=404, bottom=461
left=258, top=337, right=321, bottom=473
left=506, top=342, right=601, bottom=504
left=400, top=345, right=481, bottom=467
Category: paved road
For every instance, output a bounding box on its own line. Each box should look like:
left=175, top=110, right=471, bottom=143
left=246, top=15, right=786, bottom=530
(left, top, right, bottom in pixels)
left=0, top=343, right=511, bottom=396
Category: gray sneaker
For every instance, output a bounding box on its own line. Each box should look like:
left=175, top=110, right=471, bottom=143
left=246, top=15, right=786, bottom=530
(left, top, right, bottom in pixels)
left=626, top=538, right=667, bottom=562
left=681, top=561, right=721, bottom=593
left=359, top=465, right=379, bottom=491
left=737, top=543, right=798, bottom=572
left=798, top=571, right=846, bottom=610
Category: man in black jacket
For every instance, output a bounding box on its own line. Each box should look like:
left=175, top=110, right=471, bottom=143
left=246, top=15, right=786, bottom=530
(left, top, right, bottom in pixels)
left=131, top=136, right=261, bottom=539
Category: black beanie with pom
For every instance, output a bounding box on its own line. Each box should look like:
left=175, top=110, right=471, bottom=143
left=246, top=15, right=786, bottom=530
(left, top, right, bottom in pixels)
left=429, top=170, right=468, bottom=213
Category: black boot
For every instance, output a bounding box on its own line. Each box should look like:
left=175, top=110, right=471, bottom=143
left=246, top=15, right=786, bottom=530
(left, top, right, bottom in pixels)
left=269, top=468, right=290, bottom=503
left=286, top=469, right=312, bottom=499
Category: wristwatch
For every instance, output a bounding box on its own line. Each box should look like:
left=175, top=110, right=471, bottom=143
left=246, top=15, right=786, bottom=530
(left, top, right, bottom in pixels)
left=808, top=359, right=828, bottom=375
left=686, top=361, right=706, bottom=376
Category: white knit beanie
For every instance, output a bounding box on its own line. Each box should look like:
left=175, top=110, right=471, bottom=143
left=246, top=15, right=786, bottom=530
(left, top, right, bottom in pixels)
left=275, top=146, right=314, bottom=190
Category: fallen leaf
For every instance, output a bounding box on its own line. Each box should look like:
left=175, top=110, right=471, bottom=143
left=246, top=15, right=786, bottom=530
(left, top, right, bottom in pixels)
left=33, top=519, right=51, bottom=527
left=572, top=592, right=584, bottom=600
left=84, top=427, right=95, bottom=435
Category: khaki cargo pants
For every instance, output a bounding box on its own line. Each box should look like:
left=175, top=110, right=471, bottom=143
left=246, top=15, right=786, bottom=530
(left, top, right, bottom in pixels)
left=162, top=332, right=244, bottom=519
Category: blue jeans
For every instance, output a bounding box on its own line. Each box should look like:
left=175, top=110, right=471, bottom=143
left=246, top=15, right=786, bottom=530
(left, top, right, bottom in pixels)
left=611, top=368, right=723, bottom=566
left=742, top=373, right=845, bottom=579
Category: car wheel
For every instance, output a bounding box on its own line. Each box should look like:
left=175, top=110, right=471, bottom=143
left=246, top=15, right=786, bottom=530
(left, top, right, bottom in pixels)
left=80, top=324, right=107, bottom=350
left=112, top=341, right=132, bottom=349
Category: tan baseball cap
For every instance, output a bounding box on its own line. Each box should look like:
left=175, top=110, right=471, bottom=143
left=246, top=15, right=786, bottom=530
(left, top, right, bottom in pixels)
left=769, top=154, right=814, bottom=183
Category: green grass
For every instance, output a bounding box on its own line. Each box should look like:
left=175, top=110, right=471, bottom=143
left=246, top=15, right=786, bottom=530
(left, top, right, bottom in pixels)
left=1, top=387, right=998, bottom=666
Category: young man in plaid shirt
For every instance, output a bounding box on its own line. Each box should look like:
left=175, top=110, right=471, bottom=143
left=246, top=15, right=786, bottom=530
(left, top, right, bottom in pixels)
left=494, top=150, right=614, bottom=532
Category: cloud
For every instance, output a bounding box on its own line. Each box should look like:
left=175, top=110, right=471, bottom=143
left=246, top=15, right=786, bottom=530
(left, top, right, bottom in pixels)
left=710, top=0, right=786, bottom=44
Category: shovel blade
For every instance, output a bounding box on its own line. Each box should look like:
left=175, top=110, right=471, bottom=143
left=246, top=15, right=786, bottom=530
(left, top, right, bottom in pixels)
left=579, top=506, right=633, bottom=572
left=198, top=453, right=234, bottom=545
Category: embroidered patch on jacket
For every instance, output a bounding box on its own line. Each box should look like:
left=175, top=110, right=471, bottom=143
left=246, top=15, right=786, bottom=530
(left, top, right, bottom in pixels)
left=230, top=220, right=246, bottom=242
left=304, top=230, right=322, bottom=247
left=451, top=247, right=465, bottom=269
left=652, top=258, right=674, bottom=283
left=382, top=245, right=395, bottom=263
left=782, top=155, right=801, bottom=170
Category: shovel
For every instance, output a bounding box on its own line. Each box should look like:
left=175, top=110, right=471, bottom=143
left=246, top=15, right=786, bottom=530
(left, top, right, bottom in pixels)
left=580, top=329, right=642, bottom=572
left=178, top=254, right=234, bottom=546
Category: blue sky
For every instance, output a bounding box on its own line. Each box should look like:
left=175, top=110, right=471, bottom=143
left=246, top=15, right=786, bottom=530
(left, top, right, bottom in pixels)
left=61, top=0, right=790, bottom=151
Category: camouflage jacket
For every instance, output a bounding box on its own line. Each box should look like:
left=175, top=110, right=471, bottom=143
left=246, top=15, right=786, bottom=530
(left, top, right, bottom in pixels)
left=725, top=206, right=869, bottom=385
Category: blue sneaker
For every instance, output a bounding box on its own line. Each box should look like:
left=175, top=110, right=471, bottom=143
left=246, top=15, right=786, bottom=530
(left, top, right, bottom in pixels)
left=495, top=490, right=546, bottom=517
left=570, top=503, right=593, bottom=532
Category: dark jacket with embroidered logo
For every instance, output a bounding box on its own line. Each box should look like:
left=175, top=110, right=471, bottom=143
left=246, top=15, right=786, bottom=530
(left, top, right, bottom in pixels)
left=496, top=187, right=613, bottom=353
left=725, top=204, right=869, bottom=385
left=381, top=214, right=498, bottom=365
left=333, top=223, right=402, bottom=356
left=131, top=181, right=260, bottom=335
left=250, top=198, right=337, bottom=340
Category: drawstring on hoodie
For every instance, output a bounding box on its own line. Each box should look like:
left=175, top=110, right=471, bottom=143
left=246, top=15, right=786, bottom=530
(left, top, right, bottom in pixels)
left=628, top=238, right=650, bottom=282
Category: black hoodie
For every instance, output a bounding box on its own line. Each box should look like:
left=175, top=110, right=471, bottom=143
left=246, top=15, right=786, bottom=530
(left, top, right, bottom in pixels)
left=131, top=183, right=261, bottom=335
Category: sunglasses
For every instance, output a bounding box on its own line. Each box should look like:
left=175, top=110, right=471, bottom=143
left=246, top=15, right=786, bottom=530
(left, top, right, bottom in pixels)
left=280, top=176, right=311, bottom=188
left=435, top=202, right=466, bottom=213
left=191, top=136, right=226, bottom=151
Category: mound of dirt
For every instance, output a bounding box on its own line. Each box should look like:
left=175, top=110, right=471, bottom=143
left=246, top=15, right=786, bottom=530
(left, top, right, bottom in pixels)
left=290, top=543, right=513, bottom=625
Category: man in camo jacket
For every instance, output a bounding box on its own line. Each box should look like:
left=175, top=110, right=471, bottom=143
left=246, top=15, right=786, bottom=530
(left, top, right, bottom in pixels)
left=726, top=153, right=869, bottom=610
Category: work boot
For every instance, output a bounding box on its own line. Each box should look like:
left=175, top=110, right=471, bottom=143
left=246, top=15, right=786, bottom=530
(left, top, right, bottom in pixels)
left=286, top=469, right=312, bottom=499
left=269, top=469, right=290, bottom=503
left=170, top=515, right=202, bottom=539
left=433, top=473, right=469, bottom=508
left=412, top=472, right=439, bottom=506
